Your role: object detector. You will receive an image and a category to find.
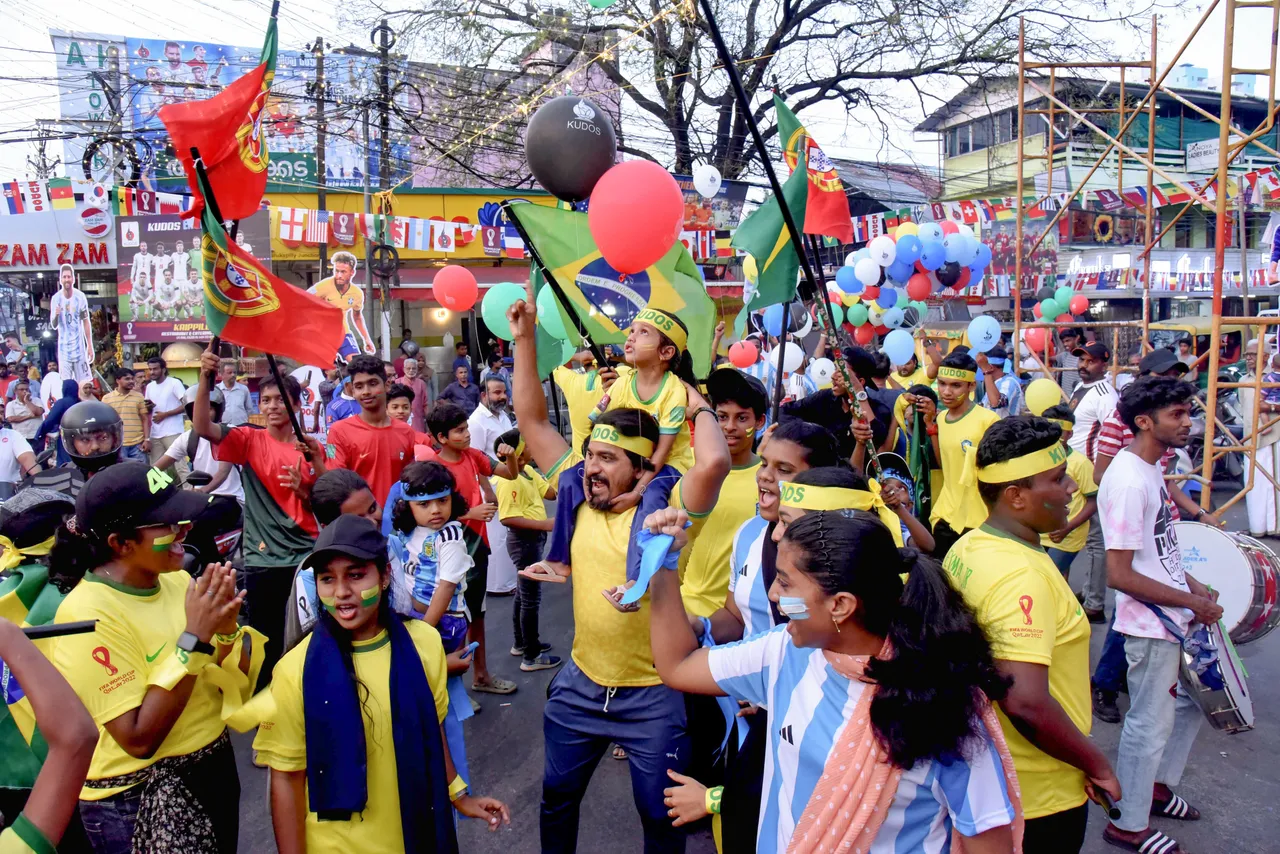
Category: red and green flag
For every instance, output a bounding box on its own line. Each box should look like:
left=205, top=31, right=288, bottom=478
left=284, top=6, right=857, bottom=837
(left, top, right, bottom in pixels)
left=160, top=13, right=278, bottom=221
left=773, top=95, right=852, bottom=244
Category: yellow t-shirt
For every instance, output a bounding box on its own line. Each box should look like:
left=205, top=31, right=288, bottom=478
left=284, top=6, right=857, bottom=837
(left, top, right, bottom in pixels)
left=943, top=525, right=1092, bottom=820
left=604, top=369, right=694, bottom=472
left=1041, top=448, right=1098, bottom=554
left=493, top=465, right=551, bottom=523
left=252, top=621, right=450, bottom=854
left=887, top=365, right=930, bottom=391
left=0, top=814, right=53, bottom=854
left=309, top=277, right=369, bottom=352
left=680, top=460, right=761, bottom=617
left=552, top=366, right=607, bottom=451
left=931, top=403, right=1001, bottom=530
left=51, top=572, right=228, bottom=800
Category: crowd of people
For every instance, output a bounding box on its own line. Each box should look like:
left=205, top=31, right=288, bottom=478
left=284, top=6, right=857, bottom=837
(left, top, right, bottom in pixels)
left=0, top=280, right=1252, bottom=854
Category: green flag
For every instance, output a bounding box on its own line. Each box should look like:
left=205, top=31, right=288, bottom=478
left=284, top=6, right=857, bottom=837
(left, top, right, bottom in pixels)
left=508, top=203, right=717, bottom=377
left=731, top=146, right=808, bottom=313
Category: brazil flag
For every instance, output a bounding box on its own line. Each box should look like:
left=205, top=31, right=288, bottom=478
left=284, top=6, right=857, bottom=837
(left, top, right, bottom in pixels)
left=507, top=203, right=717, bottom=378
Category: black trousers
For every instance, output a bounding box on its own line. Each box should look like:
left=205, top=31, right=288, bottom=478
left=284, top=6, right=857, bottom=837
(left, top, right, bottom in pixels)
left=930, top=518, right=970, bottom=561
left=1022, top=803, right=1089, bottom=854
left=239, top=564, right=295, bottom=690
left=720, top=710, right=767, bottom=854
left=507, top=531, right=546, bottom=661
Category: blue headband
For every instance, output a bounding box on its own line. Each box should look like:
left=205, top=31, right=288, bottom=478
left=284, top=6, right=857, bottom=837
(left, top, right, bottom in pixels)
left=879, top=467, right=914, bottom=502
left=403, top=488, right=452, bottom=502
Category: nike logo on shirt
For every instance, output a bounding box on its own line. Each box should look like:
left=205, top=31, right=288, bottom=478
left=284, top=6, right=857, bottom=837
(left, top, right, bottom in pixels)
left=146, top=644, right=166, bottom=662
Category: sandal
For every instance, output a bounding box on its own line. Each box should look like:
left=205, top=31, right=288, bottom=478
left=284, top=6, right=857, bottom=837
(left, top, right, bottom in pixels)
left=519, top=561, right=569, bottom=583
left=472, top=677, right=517, bottom=695
left=602, top=586, right=640, bottom=613
left=1103, top=826, right=1184, bottom=854
left=612, top=745, right=628, bottom=760
left=1151, top=793, right=1200, bottom=821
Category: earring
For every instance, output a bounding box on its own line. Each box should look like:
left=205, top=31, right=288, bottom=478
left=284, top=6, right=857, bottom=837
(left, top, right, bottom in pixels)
left=832, top=617, right=841, bottom=634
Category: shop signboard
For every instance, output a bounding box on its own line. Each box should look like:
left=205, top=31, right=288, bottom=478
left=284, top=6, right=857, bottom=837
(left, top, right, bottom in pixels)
left=0, top=206, right=117, bottom=271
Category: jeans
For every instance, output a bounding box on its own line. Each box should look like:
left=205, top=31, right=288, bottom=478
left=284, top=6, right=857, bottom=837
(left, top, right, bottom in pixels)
left=1111, top=635, right=1203, bottom=832
left=508, top=531, right=546, bottom=661
left=1081, top=519, right=1107, bottom=612
left=1022, top=802, right=1088, bottom=854
left=120, top=443, right=146, bottom=461
left=1046, top=547, right=1078, bottom=578
left=1092, top=612, right=1128, bottom=695
left=541, top=661, right=689, bottom=854
left=240, top=564, right=296, bottom=689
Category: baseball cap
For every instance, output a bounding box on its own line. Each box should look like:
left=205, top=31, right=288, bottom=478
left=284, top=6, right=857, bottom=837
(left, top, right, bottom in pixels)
left=705, top=367, right=768, bottom=416
left=1072, top=341, right=1111, bottom=361
left=1139, top=349, right=1187, bottom=376
left=75, top=462, right=213, bottom=534
left=301, top=514, right=387, bottom=573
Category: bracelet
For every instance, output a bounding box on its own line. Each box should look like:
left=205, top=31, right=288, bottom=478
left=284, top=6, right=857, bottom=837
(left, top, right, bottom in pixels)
left=448, top=775, right=468, bottom=802
left=705, top=786, right=723, bottom=815
left=1194, top=508, right=1207, bottom=520
left=925, top=423, right=938, bottom=436
left=214, top=628, right=243, bottom=646
left=691, top=406, right=716, bottom=422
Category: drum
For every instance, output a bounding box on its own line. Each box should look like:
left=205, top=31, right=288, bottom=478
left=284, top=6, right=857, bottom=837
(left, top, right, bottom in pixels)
left=1172, top=521, right=1280, bottom=644
left=1179, top=620, right=1253, bottom=734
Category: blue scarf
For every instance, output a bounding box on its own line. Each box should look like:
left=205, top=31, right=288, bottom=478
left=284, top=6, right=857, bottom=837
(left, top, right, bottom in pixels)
left=302, top=615, right=459, bottom=854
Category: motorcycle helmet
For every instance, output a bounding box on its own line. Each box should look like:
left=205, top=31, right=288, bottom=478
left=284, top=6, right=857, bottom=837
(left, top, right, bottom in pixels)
left=185, top=384, right=224, bottom=422
left=60, top=401, right=124, bottom=473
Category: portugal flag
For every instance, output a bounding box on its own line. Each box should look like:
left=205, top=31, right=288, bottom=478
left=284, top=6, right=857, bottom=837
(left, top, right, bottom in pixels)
left=774, top=95, right=853, bottom=244
left=196, top=171, right=343, bottom=366
left=160, top=13, right=278, bottom=221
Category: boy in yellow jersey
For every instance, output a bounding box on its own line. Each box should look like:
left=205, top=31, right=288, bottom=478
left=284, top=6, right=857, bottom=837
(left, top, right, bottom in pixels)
left=1039, top=404, right=1098, bottom=579
left=308, top=251, right=374, bottom=361
left=945, top=415, right=1119, bottom=852
left=551, top=351, right=612, bottom=449
left=916, top=349, right=1000, bottom=558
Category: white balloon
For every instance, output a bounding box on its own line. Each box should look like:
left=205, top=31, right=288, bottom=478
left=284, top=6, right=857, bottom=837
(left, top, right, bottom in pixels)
left=693, top=164, right=722, bottom=198
left=854, top=257, right=881, bottom=286
left=869, top=235, right=897, bottom=267
left=866, top=305, right=885, bottom=327
left=807, top=357, right=835, bottom=389
left=768, top=341, right=804, bottom=374
left=954, top=223, right=974, bottom=240
left=844, top=252, right=859, bottom=267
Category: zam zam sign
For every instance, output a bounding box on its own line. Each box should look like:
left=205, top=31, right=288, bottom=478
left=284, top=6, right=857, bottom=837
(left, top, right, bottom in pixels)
left=0, top=206, right=116, bottom=270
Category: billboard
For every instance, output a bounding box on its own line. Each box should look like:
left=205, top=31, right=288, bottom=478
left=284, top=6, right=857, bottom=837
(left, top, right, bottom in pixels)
left=49, top=31, right=127, bottom=182
left=115, top=210, right=271, bottom=343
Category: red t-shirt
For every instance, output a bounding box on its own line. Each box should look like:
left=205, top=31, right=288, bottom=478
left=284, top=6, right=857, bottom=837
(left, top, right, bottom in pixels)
left=416, top=445, right=494, bottom=543
left=327, top=416, right=417, bottom=507
left=215, top=426, right=319, bottom=537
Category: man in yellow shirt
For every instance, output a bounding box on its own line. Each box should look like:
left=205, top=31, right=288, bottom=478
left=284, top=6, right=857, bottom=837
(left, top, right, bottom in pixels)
left=886, top=350, right=930, bottom=391
left=1039, top=404, right=1098, bottom=578
left=944, top=415, right=1119, bottom=852
left=551, top=355, right=611, bottom=449
left=308, top=250, right=374, bottom=362
left=508, top=290, right=730, bottom=854
left=916, top=349, right=1000, bottom=557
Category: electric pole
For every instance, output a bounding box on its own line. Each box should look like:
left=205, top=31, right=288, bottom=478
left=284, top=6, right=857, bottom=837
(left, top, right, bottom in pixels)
left=311, top=36, right=328, bottom=272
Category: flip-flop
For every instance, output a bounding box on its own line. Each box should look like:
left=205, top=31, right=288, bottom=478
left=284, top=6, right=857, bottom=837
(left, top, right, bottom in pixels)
left=612, top=745, right=628, bottom=760
left=602, top=588, right=640, bottom=613
left=1102, top=826, right=1184, bottom=854
left=472, top=677, right=517, bottom=695
left=519, top=562, right=568, bottom=583
left=1152, top=794, right=1200, bottom=821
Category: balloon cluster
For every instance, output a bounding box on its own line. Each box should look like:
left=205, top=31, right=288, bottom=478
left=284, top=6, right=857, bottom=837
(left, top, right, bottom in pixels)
left=1031, top=284, right=1089, bottom=323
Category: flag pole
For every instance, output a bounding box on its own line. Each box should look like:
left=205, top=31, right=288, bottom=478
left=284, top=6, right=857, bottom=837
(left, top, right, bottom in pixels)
left=500, top=202, right=609, bottom=368
left=190, top=147, right=223, bottom=382
left=770, top=300, right=791, bottom=424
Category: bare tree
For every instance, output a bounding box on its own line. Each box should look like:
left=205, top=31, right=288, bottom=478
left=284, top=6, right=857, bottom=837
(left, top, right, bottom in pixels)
left=352, top=0, right=1160, bottom=181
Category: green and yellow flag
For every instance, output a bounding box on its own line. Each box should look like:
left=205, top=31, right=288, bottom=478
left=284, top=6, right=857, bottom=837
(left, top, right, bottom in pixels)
left=731, top=146, right=807, bottom=315
left=508, top=203, right=717, bottom=377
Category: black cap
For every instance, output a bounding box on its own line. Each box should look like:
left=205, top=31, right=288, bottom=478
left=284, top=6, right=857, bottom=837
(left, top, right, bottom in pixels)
left=1072, top=341, right=1111, bottom=361
left=1139, top=349, right=1187, bottom=376
left=75, top=461, right=213, bottom=534
left=301, top=514, right=387, bottom=572
left=705, top=367, right=768, bottom=416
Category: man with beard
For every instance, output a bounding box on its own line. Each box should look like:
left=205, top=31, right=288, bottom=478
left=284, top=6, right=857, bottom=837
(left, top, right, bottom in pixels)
left=507, top=289, right=730, bottom=854
left=467, top=374, right=512, bottom=462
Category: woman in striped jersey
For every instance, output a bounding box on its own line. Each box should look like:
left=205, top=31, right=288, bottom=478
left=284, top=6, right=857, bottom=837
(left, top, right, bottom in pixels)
left=649, top=508, right=1023, bottom=853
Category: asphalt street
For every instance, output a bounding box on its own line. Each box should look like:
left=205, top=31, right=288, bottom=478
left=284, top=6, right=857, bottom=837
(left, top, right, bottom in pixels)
left=233, top=495, right=1280, bottom=854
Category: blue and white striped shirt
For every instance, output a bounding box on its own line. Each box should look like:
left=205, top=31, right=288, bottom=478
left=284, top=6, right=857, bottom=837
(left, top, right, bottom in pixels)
left=727, top=515, right=775, bottom=639
left=707, top=626, right=1016, bottom=854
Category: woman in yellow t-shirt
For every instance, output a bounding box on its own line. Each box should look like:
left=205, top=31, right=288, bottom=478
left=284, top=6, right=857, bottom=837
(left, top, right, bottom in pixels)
left=48, top=461, right=261, bottom=854
left=254, top=515, right=510, bottom=854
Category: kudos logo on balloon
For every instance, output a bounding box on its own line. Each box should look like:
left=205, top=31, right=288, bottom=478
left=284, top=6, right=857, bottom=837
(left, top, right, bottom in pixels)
left=567, top=99, right=602, bottom=135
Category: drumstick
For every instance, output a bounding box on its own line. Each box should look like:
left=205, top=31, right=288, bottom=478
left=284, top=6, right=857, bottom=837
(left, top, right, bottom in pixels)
left=22, top=620, right=97, bottom=640
left=1095, top=789, right=1122, bottom=820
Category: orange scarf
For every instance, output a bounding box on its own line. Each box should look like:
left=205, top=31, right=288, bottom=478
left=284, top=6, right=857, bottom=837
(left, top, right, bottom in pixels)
left=787, top=644, right=1023, bottom=854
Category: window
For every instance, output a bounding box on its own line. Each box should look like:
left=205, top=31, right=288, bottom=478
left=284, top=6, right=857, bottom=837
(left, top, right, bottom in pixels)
left=949, top=124, right=971, bottom=156
left=1174, top=217, right=1193, bottom=248
left=997, top=111, right=1018, bottom=144
left=972, top=117, right=994, bottom=151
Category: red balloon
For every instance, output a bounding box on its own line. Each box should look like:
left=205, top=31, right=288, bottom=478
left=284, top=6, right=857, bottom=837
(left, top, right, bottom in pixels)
left=1055, top=313, right=1073, bottom=323
left=906, top=273, right=932, bottom=301
left=1032, top=302, right=1043, bottom=318
left=588, top=161, right=684, bottom=274
left=1023, top=327, right=1048, bottom=352
left=940, top=220, right=959, bottom=236
left=1069, top=294, right=1089, bottom=315
left=434, top=265, right=478, bottom=311
left=956, top=268, right=972, bottom=289
left=828, top=288, right=843, bottom=306
left=874, top=325, right=889, bottom=336
left=854, top=323, right=876, bottom=345
left=728, top=340, right=758, bottom=368
left=862, top=285, right=880, bottom=301
left=914, top=259, right=929, bottom=275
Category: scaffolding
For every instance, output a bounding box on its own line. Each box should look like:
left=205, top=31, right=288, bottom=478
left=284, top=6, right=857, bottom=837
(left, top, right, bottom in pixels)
left=1011, top=0, right=1280, bottom=515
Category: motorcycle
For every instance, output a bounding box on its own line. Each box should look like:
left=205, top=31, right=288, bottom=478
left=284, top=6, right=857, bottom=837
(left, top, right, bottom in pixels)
left=180, top=470, right=244, bottom=575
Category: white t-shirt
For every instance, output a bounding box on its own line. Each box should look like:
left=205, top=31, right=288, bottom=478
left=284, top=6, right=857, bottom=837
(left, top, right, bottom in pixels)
left=131, top=251, right=151, bottom=285
left=171, top=250, right=189, bottom=281
left=145, top=375, right=186, bottom=438
left=467, top=404, right=513, bottom=460
left=50, top=289, right=89, bottom=359
left=162, top=429, right=243, bottom=502
left=1068, top=379, right=1118, bottom=460
left=39, top=371, right=63, bottom=409
left=4, top=399, right=40, bottom=440
left=0, top=428, right=33, bottom=484
left=1098, top=448, right=1190, bottom=641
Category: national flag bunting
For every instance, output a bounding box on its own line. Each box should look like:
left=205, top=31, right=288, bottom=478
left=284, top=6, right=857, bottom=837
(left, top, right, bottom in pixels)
left=278, top=207, right=306, bottom=242
left=304, top=210, right=329, bottom=244
left=773, top=96, right=852, bottom=244
left=47, top=178, right=75, bottom=210
left=1, top=182, right=23, bottom=215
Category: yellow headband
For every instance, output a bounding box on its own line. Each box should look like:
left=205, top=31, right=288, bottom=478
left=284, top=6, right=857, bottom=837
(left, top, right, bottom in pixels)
left=1047, top=419, right=1073, bottom=432
left=590, top=423, right=655, bottom=459
left=977, top=442, right=1068, bottom=484
left=937, top=366, right=977, bottom=382
left=634, top=308, right=687, bottom=353
left=779, top=482, right=885, bottom=513
left=0, top=534, right=54, bottom=572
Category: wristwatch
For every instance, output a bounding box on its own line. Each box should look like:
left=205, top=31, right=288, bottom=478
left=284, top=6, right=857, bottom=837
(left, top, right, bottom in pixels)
left=1194, top=508, right=1207, bottom=520
left=854, top=390, right=869, bottom=402
left=177, top=632, right=215, bottom=656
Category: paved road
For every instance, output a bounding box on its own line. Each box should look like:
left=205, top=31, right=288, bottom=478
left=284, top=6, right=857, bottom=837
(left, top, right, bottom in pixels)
left=234, top=498, right=1280, bottom=853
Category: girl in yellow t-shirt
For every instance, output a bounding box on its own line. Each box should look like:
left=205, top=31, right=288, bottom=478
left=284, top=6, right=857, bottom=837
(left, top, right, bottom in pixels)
left=48, top=461, right=261, bottom=854
left=254, top=514, right=509, bottom=854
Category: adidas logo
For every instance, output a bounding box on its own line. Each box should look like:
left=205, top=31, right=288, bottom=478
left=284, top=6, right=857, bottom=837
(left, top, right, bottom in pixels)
left=779, top=724, right=794, bottom=745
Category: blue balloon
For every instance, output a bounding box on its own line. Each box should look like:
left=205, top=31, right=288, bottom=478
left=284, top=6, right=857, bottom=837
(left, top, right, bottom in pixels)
left=967, top=315, right=1001, bottom=353
left=943, top=235, right=964, bottom=264
left=763, top=304, right=785, bottom=337
left=957, top=235, right=981, bottom=267
left=882, top=306, right=905, bottom=329
left=969, top=264, right=986, bottom=282
left=895, top=234, right=923, bottom=265
left=834, top=266, right=862, bottom=294
left=854, top=247, right=871, bottom=262
left=876, top=287, right=899, bottom=309
left=883, top=328, right=915, bottom=364
left=974, top=242, right=993, bottom=270
left=918, top=222, right=944, bottom=243
left=886, top=259, right=914, bottom=283
left=919, top=240, right=946, bottom=271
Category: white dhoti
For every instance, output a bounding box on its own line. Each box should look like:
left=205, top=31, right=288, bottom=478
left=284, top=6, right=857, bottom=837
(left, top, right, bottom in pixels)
left=485, top=517, right=517, bottom=594
left=1245, top=441, right=1280, bottom=536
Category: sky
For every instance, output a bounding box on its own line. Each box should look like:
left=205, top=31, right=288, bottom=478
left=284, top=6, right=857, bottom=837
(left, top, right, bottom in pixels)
left=0, top=0, right=1270, bottom=184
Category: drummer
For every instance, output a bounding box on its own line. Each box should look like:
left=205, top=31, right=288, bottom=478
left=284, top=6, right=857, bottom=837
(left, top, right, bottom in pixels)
left=1097, top=376, right=1223, bottom=854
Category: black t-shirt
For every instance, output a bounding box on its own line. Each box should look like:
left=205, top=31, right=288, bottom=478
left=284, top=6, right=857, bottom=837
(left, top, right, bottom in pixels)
left=780, top=388, right=892, bottom=458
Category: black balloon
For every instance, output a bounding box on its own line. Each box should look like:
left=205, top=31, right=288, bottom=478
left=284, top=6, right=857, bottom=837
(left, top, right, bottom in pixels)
left=1036, top=285, right=1055, bottom=301
left=937, top=261, right=962, bottom=287
left=525, top=96, right=618, bottom=203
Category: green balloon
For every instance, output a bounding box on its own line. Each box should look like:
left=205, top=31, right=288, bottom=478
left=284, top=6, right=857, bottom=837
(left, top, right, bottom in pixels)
left=1038, top=297, right=1060, bottom=319
left=536, top=284, right=573, bottom=341
left=1055, top=285, right=1074, bottom=308
left=587, top=0, right=618, bottom=8
left=481, top=282, right=526, bottom=341
left=560, top=339, right=579, bottom=365
left=847, top=303, right=869, bottom=326
left=829, top=302, right=844, bottom=327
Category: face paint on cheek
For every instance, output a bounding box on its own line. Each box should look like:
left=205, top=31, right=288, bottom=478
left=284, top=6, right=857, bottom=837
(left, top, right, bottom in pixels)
left=318, top=594, right=339, bottom=615
left=152, top=532, right=177, bottom=552
left=778, top=596, right=810, bottom=620
left=359, top=585, right=381, bottom=606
